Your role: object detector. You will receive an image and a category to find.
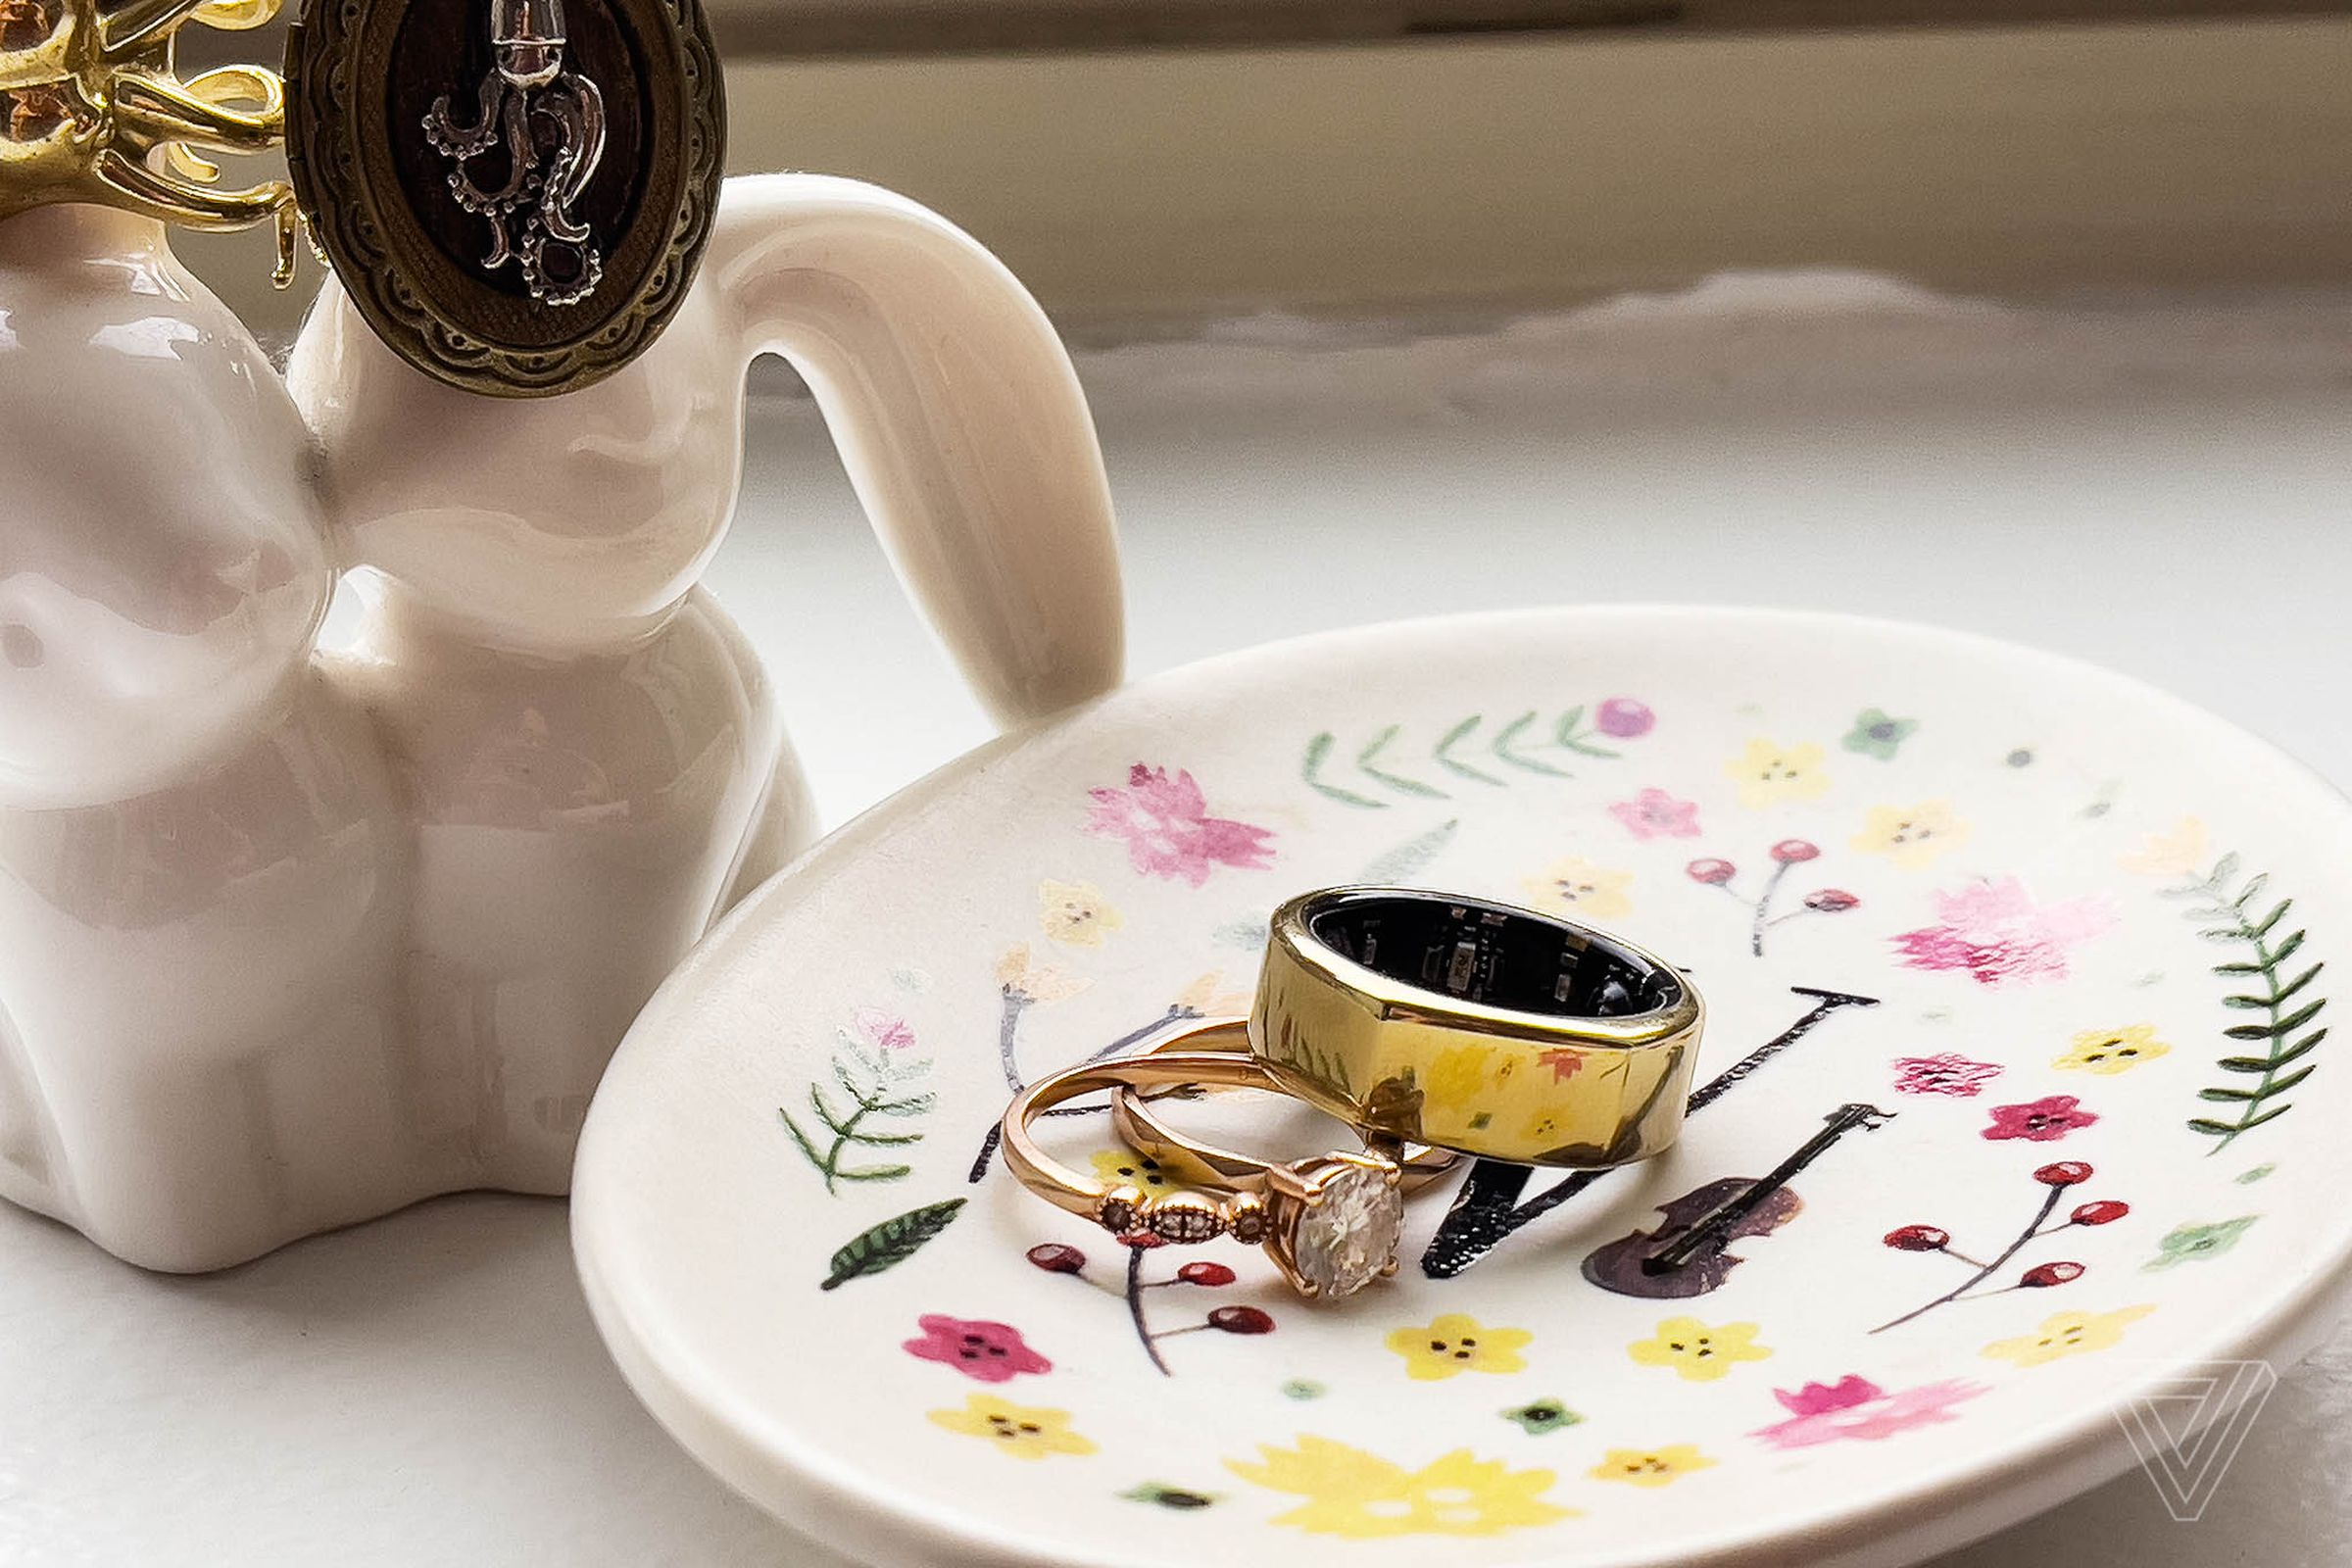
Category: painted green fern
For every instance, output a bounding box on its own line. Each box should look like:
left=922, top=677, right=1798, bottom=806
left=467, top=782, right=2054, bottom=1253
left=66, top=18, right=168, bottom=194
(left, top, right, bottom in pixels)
left=2164, top=854, right=2329, bottom=1152
left=1302, top=707, right=1623, bottom=808
left=781, top=1011, right=936, bottom=1192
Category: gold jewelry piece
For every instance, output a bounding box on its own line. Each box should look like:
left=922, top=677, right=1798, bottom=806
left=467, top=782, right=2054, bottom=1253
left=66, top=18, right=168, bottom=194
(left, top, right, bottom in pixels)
left=1001, top=1050, right=1406, bottom=1300
left=1104, top=1017, right=1460, bottom=1194
left=1251, top=886, right=1702, bottom=1167
left=1, top=0, right=301, bottom=280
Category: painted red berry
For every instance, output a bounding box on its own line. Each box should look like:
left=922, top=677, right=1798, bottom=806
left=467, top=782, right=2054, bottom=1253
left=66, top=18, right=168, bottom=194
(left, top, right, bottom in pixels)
left=1177, top=1260, right=1238, bottom=1287
left=1207, top=1305, right=1276, bottom=1335
left=2034, top=1160, right=2093, bottom=1187
left=2071, top=1200, right=2130, bottom=1226
left=1687, top=858, right=1737, bottom=886
left=1026, top=1243, right=1086, bottom=1274
left=1771, top=839, right=1821, bottom=863
left=1884, top=1224, right=1951, bottom=1251
left=1121, top=1230, right=1167, bottom=1250
left=2022, top=1260, right=2085, bottom=1288
left=1804, top=888, right=1860, bottom=912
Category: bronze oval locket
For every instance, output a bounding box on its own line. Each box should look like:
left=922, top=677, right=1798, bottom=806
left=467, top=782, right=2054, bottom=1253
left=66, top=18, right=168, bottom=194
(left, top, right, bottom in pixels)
left=285, top=0, right=723, bottom=396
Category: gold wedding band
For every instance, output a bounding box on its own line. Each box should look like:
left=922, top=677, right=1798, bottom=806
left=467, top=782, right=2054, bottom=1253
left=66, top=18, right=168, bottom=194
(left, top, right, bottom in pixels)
left=1105, top=1018, right=1461, bottom=1194
left=1250, top=886, right=1702, bottom=1166
left=1000, top=1050, right=1408, bottom=1299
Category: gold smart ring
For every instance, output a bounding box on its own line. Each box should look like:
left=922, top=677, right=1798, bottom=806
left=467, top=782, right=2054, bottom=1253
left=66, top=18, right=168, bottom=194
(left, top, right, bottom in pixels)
left=1251, top=887, right=1700, bottom=1167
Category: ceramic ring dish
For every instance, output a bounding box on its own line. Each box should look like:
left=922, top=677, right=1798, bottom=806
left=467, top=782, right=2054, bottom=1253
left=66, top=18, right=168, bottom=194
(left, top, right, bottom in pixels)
left=574, top=607, right=2352, bottom=1568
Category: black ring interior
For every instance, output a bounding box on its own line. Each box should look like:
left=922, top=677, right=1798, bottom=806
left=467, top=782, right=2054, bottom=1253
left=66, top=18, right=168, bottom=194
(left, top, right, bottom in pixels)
left=1304, top=891, right=1683, bottom=1020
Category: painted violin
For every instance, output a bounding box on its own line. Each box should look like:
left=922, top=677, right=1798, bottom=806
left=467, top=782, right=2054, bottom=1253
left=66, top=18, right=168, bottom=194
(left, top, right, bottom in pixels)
left=1584, top=1101, right=1893, bottom=1298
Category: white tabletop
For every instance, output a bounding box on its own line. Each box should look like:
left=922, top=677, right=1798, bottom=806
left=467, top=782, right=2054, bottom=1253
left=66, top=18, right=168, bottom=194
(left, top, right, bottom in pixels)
left=6, top=274, right=2349, bottom=1566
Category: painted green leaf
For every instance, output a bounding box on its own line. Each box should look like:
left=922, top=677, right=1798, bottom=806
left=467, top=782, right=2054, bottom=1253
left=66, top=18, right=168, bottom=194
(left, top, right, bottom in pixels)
left=834, top=1161, right=914, bottom=1183
left=779, top=1108, right=825, bottom=1165
left=2258, top=1063, right=2318, bottom=1098
left=2273, top=963, right=2325, bottom=1005
left=1120, top=1482, right=1219, bottom=1510
left=842, top=1125, right=925, bottom=1148
left=2275, top=1027, right=2328, bottom=1065
left=1359, top=818, right=1460, bottom=885
left=820, top=1198, right=967, bottom=1290
left=2275, top=999, right=2328, bottom=1035
left=1494, top=711, right=1574, bottom=776
left=2236, top=1102, right=2294, bottom=1133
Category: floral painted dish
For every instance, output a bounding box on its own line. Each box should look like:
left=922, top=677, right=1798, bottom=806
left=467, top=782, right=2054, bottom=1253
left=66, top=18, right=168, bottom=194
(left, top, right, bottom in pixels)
left=572, top=607, right=2352, bottom=1568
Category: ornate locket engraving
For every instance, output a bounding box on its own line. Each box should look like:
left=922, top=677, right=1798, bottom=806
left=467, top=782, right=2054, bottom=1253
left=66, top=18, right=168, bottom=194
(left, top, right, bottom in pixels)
left=284, top=0, right=723, bottom=396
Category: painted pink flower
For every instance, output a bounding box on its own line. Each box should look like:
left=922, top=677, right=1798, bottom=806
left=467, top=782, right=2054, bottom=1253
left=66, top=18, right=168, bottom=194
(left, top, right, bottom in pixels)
left=903, top=1314, right=1053, bottom=1383
left=852, top=1006, right=916, bottom=1053
left=1983, top=1094, right=2099, bottom=1143
left=1085, top=764, right=1275, bottom=887
left=1538, top=1048, right=1586, bottom=1083
left=1890, top=1053, right=2003, bottom=1098
left=1595, top=699, right=1656, bottom=739
left=1892, top=877, right=2116, bottom=987
left=1609, top=787, right=1700, bottom=841
left=1750, top=1376, right=1987, bottom=1449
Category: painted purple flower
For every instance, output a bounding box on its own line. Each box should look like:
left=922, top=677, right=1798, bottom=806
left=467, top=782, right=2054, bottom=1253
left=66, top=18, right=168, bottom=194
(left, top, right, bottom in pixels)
left=1983, top=1094, right=2099, bottom=1144
left=1892, top=877, right=2116, bottom=987
left=1085, top=763, right=1275, bottom=887
left=1750, top=1376, right=1986, bottom=1449
left=1595, top=699, right=1656, bottom=739
left=1609, top=787, right=1700, bottom=841
left=903, top=1313, right=1053, bottom=1383
left=1890, top=1053, right=2003, bottom=1098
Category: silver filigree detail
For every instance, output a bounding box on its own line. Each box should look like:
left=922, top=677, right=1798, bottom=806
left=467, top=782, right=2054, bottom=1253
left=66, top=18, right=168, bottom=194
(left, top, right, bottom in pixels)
left=423, top=0, right=607, bottom=306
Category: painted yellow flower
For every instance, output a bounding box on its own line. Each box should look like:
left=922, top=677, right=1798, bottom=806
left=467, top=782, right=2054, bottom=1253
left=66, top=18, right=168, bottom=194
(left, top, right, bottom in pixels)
left=1851, top=800, right=1972, bottom=870
left=1625, top=1317, right=1773, bottom=1383
left=1523, top=858, right=1634, bottom=921
left=1424, top=1045, right=1494, bottom=1110
left=1983, top=1305, right=2156, bottom=1369
left=1174, top=971, right=1250, bottom=1016
left=1090, top=1149, right=1174, bottom=1192
left=1725, top=739, right=1831, bottom=809
left=928, top=1394, right=1098, bottom=1460
left=2055, top=1023, right=2173, bottom=1075
left=1038, top=880, right=1123, bottom=948
left=1227, top=1436, right=1575, bottom=1539
left=1589, top=1446, right=1717, bottom=1490
left=1386, top=1313, right=1535, bottom=1382
left=995, top=943, right=1087, bottom=1004
left=2121, top=816, right=2211, bottom=877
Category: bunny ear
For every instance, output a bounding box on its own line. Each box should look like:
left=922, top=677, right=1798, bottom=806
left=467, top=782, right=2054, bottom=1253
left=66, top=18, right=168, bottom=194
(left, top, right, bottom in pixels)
left=712, top=175, right=1125, bottom=727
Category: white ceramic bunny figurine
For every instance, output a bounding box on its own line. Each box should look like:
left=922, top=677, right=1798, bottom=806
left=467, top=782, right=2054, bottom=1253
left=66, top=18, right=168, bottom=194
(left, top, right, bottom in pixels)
left=0, top=175, right=1122, bottom=1271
